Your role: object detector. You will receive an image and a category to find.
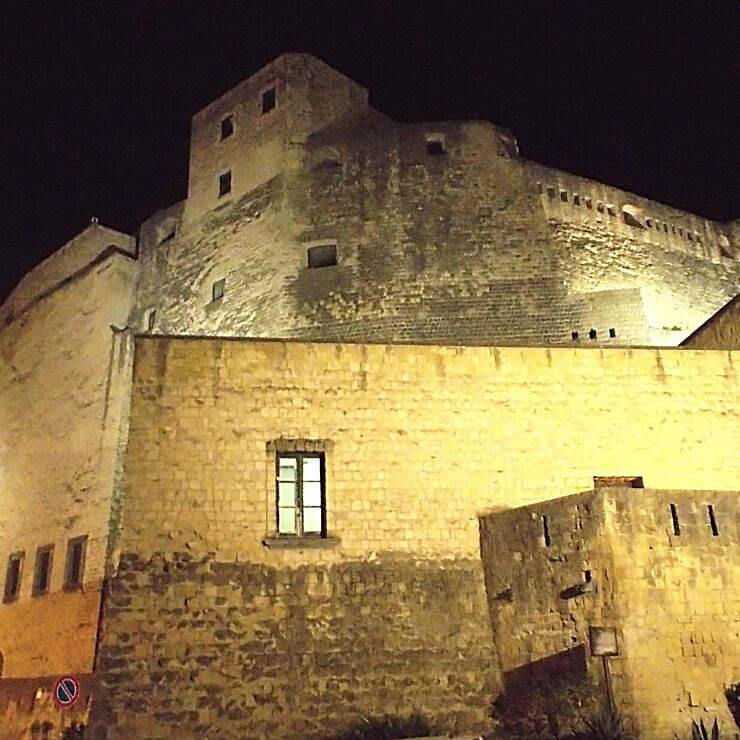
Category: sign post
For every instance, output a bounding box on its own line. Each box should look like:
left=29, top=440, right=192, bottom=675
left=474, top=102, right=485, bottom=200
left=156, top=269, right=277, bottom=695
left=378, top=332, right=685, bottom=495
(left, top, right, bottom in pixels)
left=589, top=627, right=619, bottom=713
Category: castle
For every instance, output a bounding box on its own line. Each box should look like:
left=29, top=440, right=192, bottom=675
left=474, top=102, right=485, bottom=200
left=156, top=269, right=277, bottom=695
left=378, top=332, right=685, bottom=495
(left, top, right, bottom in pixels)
left=0, top=53, right=737, bottom=738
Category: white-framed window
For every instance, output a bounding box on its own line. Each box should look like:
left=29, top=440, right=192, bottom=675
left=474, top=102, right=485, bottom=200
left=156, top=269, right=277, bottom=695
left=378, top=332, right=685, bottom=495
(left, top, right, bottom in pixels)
left=276, top=453, right=326, bottom=537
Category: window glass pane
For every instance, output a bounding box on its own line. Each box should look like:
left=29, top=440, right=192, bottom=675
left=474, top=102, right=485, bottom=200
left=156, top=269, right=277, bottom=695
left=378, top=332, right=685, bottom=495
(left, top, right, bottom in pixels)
left=278, top=508, right=296, bottom=534
left=278, top=458, right=297, bottom=481
left=303, top=480, right=322, bottom=507
left=278, top=481, right=296, bottom=506
left=303, top=507, right=322, bottom=533
left=303, top=457, right=321, bottom=481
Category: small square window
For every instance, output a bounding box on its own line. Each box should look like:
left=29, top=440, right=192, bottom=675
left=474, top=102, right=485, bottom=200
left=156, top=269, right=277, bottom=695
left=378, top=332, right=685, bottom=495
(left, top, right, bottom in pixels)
left=276, top=453, right=326, bottom=537
left=32, top=545, right=54, bottom=597
left=211, top=278, right=225, bottom=302
left=220, top=114, right=234, bottom=140
left=571, top=331, right=580, bottom=340
left=218, top=171, right=232, bottom=197
left=3, top=552, right=24, bottom=602
left=64, top=536, right=87, bottom=591
left=609, top=328, right=617, bottom=338
left=262, top=87, right=276, bottom=114
left=307, top=244, right=338, bottom=269
left=426, top=134, right=446, bottom=155
left=589, top=328, right=597, bottom=339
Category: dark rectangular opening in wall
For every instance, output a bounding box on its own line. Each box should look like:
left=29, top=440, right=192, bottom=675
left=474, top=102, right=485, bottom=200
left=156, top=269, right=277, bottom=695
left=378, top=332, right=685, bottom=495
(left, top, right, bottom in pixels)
left=220, top=114, right=234, bottom=140
left=262, top=87, right=276, bottom=114
left=560, top=190, right=568, bottom=202
left=589, top=328, right=597, bottom=339
left=609, top=328, right=617, bottom=338
left=573, top=194, right=580, bottom=205
left=218, top=170, right=232, bottom=197
left=307, top=244, right=338, bottom=269
left=32, top=545, right=53, bottom=597
left=64, top=536, right=87, bottom=590
left=670, top=503, right=681, bottom=536
left=3, top=553, right=23, bottom=603
left=542, top=515, right=552, bottom=547
left=211, top=278, right=225, bottom=302
left=571, top=331, right=579, bottom=340
left=427, top=139, right=445, bottom=155
left=707, top=505, right=719, bottom=536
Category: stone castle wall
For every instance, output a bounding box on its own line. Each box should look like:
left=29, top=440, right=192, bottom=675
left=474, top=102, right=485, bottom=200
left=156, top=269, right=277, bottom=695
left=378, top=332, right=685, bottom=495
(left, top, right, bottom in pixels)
left=480, top=487, right=739, bottom=738
left=89, top=337, right=739, bottom=738
left=682, top=295, right=740, bottom=349
left=0, top=227, right=137, bottom=735
left=130, top=53, right=739, bottom=347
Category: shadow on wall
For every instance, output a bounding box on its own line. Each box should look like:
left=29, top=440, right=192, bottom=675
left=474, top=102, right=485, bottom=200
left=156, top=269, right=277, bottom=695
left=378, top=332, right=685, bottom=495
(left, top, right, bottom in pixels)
left=491, top=646, right=607, bottom=739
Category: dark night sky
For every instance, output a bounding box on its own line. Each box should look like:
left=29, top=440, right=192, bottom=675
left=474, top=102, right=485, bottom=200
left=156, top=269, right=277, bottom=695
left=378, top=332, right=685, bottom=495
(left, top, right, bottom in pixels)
left=1, top=1, right=737, bottom=302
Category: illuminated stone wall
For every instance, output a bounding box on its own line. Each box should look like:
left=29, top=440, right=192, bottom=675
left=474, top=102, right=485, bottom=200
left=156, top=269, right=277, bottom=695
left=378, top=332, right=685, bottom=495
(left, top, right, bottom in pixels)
left=682, top=294, right=740, bottom=349
left=89, top=337, right=739, bottom=738
left=132, top=54, right=739, bottom=348
left=480, top=486, right=739, bottom=739
left=0, top=226, right=136, bottom=736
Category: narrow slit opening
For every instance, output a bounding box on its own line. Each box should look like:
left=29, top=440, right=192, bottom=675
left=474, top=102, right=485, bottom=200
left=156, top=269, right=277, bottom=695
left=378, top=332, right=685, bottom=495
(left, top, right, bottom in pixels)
left=669, top=503, right=680, bottom=536
left=542, top=515, right=552, bottom=547
left=707, top=504, right=719, bottom=536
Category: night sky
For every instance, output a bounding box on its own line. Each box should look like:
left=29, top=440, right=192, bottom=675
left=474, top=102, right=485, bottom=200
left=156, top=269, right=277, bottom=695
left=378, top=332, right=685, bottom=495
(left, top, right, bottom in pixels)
left=1, top=1, right=737, bottom=302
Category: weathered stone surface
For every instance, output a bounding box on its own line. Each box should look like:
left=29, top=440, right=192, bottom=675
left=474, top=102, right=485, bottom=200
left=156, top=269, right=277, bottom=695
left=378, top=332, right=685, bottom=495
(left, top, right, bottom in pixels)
left=91, top=554, right=495, bottom=739
left=682, top=294, right=740, bottom=349
left=1, top=52, right=738, bottom=739
left=481, top=487, right=740, bottom=739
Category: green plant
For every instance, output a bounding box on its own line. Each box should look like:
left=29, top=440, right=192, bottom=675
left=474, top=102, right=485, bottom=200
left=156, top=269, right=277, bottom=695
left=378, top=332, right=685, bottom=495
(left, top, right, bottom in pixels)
left=691, top=718, right=719, bottom=740
left=583, top=708, right=627, bottom=739
left=334, top=712, right=434, bottom=740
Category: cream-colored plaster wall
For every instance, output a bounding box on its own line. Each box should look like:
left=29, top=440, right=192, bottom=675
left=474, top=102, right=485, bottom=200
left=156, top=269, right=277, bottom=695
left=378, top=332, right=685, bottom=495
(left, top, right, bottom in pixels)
left=0, top=251, right=136, bottom=679
left=120, top=338, right=739, bottom=563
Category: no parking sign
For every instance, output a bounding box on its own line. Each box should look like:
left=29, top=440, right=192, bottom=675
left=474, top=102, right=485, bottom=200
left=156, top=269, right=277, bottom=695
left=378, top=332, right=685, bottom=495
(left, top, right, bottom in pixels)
left=53, top=675, right=80, bottom=709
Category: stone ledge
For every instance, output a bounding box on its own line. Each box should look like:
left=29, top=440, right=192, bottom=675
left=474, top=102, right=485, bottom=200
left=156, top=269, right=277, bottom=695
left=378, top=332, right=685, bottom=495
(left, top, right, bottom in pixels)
left=262, top=535, right=341, bottom=549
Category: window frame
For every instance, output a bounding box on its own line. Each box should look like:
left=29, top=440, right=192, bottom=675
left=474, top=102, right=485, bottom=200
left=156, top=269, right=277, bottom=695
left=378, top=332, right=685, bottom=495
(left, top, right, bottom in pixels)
left=3, top=551, right=25, bottom=603
left=64, top=535, right=88, bottom=591
left=275, top=452, right=327, bottom=538
left=32, top=544, right=54, bottom=597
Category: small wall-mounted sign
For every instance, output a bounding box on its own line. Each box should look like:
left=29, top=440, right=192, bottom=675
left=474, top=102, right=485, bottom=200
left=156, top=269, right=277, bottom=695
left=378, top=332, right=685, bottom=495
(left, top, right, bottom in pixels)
left=589, top=626, right=619, bottom=656
left=52, top=675, right=80, bottom=709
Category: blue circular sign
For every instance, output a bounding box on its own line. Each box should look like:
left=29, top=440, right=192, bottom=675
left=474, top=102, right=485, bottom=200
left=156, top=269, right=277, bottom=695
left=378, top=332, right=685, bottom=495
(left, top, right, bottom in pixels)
left=53, top=675, right=80, bottom=708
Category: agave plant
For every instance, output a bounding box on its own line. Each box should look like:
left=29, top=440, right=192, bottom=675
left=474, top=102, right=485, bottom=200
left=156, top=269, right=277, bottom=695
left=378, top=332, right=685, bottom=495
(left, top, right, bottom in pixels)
left=583, top=708, right=627, bottom=739
left=691, top=718, right=720, bottom=740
